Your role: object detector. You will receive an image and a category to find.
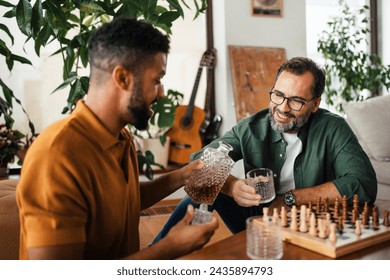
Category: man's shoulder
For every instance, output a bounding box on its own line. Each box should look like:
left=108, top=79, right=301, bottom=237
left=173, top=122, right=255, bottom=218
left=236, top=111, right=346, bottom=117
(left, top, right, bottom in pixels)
left=238, top=108, right=270, bottom=127
left=312, top=108, right=346, bottom=125
left=309, top=108, right=352, bottom=136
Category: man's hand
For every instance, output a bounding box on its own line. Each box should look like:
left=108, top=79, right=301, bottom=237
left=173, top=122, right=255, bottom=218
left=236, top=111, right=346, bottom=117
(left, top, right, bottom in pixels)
left=228, top=178, right=262, bottom=207
left=178, top=159, right=204, bottom=185
left=163, top=204, right=218, bottom=257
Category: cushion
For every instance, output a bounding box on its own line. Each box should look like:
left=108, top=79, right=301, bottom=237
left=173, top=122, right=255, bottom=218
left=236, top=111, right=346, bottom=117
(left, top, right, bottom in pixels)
left=344, top=95, right=390, bottom=162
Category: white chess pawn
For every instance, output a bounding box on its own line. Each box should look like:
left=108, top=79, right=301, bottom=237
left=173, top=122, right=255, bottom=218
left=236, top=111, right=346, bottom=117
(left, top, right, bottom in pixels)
left=355, top=220, right=362, bottom=236
left=328, top=223, right=337, bottom=243
left=290, top=207, right=298, bottom=231
left=318, top=219, right=327, bottom=239
left=280, top=206, right=288, bottom=227
left=263, top=207, right=269, bottom=222
left=272, top=208, right=279, bottom=223
left=309, top=213, right=317, bottom=237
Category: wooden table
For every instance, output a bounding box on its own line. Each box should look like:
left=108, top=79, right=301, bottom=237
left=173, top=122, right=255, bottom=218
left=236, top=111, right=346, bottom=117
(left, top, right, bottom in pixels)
left=179, top=199, right=390, bottom=260
left=179, top=230, right=390, bottom=260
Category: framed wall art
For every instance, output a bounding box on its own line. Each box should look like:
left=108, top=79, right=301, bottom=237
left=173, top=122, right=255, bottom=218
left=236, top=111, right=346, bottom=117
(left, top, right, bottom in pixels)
left=252, top=0, right=283, bottom=17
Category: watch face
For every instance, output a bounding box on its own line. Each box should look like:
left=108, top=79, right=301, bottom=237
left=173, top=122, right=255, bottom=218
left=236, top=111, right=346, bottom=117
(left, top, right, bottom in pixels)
left=284, top=192, right=296, bottom=206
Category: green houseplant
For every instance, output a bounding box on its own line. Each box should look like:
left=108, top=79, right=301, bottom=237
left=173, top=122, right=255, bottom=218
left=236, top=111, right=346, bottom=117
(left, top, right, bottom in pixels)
left=317, top=0, right=390, bottom=112
left=131, top=89, right=183, bottom=179
left=0, top=0, right=206, bottom=175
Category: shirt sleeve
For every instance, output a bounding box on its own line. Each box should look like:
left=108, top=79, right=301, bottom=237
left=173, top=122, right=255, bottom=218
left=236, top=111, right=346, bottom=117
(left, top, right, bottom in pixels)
left=331, top=124, right=377, bottom=204
left=17, top=147, right=88, bottom=248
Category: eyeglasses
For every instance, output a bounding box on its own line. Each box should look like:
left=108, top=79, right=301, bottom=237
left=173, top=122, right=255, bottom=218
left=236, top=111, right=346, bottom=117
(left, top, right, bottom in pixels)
left=269, top=91, right=317, bottom=111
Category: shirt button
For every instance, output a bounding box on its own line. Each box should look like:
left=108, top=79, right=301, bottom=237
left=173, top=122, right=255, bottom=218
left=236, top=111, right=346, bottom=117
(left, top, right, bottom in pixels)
left=280, top=154, right=283, bottom=157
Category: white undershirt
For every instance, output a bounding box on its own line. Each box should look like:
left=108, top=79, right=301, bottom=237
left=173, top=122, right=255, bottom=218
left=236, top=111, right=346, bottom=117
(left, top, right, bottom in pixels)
left=278, top=133, right=303, bottom=194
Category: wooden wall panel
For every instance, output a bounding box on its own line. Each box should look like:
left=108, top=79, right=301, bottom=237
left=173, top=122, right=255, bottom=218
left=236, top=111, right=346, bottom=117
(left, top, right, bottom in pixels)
left=228, top=46, right=286, bottom=121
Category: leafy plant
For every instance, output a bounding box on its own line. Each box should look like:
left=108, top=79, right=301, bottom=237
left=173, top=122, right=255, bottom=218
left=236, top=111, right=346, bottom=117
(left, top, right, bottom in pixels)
left=0, top=0, right=205, bottom=135
left=0, top=123, right=25, bottom=166
left=0, top=0, right=206, bottom=175
left=317, top=0, right=390, bottom=112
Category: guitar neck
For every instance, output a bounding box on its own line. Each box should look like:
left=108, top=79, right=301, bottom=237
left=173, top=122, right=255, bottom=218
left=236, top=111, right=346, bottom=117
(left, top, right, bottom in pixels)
left=184, top=66, right=203, bottom=119
left=204, top=68, right=216, bottom=119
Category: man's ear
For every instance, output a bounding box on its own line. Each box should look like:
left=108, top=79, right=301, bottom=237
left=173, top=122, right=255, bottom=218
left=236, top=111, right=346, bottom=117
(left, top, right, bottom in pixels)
left=312, top=97, right=321, bottom=113
left=113, top=65, right=133, bottom=90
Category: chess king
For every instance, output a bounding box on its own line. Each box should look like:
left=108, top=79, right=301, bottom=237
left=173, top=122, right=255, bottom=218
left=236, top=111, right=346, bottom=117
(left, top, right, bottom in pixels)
left=152, top=56, right=377, bottom=241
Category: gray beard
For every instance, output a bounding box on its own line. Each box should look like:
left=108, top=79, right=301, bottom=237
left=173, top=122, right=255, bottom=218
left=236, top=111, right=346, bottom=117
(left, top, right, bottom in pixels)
left=268, top=108, right=310, bottom=133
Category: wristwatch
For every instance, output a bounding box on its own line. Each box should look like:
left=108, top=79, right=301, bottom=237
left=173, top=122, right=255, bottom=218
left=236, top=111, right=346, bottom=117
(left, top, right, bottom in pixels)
left=283, top=190, right=296, bottom=207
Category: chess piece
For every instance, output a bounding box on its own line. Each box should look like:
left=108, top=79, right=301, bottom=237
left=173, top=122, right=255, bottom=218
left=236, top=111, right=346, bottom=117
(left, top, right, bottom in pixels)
left=306, top=207, right=311, bottom=223
left=280, top=206, right=288, bottom=227
left=352, top=209, right=358, bottom=223
left=308, top=201, right=313, bottom=212
left=372, top=206, right=379, bottom=228
left=300, top=205, right=306, bottom=223
left=299, top=216, right=308, bottom=233
left=355, top=220, right=362, bottom=236
left=362, top=213, right=368, bottom=227
left=316, top=197, right=321, bottom=214
left=383, top=210, right=389, bottom=227
left=318, top=219, right=327, bottom=239
left=353, top=194, right=359, bottom=211
left=263, top=207, right=269, bottom=222
left=290, top=205, right=298, bottom=231
left=324, top=197, right=329, bottom=213
left=328, top=223, right=337, bottom=243
left=272, top=208, right=279, bottom=223
left=309, top=212, right=317, bottom=236
left=333, top=205, right=339, bottom=219
left=333, top=197, right=340, bottom=219
left=337, top=216, right=344, bottom=234
left=342, top=195, right=348, bottom=222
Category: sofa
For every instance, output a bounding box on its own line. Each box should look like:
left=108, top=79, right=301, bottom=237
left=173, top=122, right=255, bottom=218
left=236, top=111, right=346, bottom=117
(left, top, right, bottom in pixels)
left=0, top=179, right=19, bottom=260
left=344, top=94, right=390, bottom=201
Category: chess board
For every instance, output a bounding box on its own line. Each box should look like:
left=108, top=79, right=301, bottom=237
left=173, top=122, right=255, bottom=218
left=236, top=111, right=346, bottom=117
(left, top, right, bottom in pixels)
left=261, top=198, right=390, bottom=258
left=280, top=217, right=390, bottom=258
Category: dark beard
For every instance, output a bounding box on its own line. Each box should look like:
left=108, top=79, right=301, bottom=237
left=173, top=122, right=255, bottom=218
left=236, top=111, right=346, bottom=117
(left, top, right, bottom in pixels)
left=128, top=77, right=151, bottom=130
left=269, top=107, right=310, bottom=133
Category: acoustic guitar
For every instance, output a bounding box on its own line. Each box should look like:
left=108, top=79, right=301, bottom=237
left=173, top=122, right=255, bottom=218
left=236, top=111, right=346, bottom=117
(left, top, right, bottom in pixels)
left=167, top=50, right=216, bottom=164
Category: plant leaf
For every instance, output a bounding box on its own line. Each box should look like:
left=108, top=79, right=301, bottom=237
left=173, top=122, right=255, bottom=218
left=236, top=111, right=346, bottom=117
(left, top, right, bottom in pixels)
left=0, top=23, right=14, bottom=45
left=15, top=0, right=32, bottom=36
left=31, top=0, right=43, bottom=37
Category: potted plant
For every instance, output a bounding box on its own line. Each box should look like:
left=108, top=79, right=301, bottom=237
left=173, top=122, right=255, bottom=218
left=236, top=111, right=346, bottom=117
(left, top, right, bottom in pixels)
left=130, top=89, right=183, bottom=180
left=0, top=124, right=24, bottom=176
left=317, top=0, right=390, bottom=112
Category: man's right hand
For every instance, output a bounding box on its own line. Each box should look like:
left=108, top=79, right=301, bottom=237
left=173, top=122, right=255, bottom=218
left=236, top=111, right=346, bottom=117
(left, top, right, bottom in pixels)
left=163, top=204, right=218, bottom=257
left=227, top=178, right=262, bottom=207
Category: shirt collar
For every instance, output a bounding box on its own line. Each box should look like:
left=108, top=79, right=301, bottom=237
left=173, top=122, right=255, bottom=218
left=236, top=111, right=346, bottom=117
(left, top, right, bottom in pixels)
left=72, top=100, right=122, bottom=151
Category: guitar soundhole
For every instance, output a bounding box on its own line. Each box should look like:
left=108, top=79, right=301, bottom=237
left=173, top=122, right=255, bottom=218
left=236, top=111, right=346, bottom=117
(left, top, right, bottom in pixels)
left=181, top=117, right=193, bottom=130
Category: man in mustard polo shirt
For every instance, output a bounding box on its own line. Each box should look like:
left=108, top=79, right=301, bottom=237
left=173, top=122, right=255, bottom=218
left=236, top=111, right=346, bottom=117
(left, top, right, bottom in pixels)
left=16, top=17, right=218, bottom=260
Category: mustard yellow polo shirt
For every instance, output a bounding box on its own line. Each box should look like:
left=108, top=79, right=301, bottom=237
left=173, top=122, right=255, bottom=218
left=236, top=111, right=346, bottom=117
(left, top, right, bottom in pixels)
left=17, top=101, right=140, bottom=259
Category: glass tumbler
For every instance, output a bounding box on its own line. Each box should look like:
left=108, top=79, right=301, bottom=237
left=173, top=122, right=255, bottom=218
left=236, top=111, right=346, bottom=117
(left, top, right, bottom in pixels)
left=246, top=216, right=283, bottom=260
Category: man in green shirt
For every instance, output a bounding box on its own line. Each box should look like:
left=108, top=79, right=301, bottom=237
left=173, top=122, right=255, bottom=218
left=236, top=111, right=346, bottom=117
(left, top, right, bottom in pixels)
left=153, top=57, right=377, bottom=237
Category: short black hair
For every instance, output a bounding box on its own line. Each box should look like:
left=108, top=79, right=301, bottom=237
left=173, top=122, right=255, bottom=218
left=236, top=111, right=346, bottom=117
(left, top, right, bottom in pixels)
left=274, top=57, right=325, bottom=98
left=88, top=17, right=170, bottom=75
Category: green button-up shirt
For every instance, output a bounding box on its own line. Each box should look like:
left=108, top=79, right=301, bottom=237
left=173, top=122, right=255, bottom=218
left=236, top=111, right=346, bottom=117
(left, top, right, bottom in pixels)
left=191, top=108, right=377, bottom=204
